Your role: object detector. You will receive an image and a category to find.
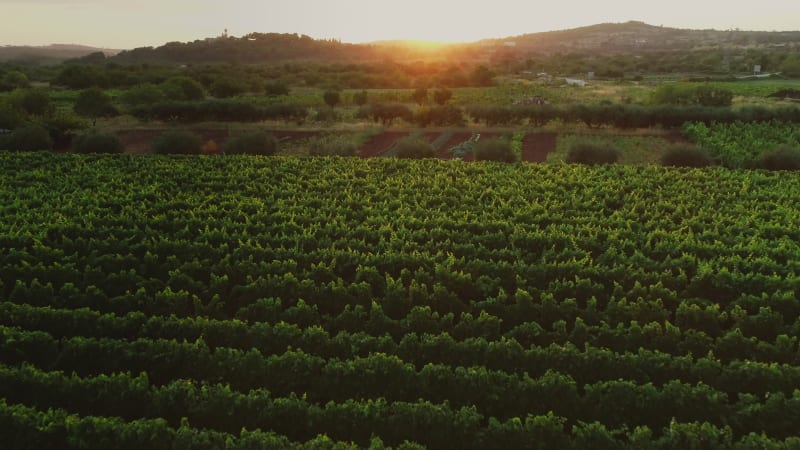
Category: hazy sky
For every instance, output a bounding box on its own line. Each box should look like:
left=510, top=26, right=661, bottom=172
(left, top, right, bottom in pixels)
left=2, top=0, right=800, bottom=49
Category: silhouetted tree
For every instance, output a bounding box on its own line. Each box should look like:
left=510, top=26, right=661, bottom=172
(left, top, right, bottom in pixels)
left=433, top=88, right=453, bottom=105
left=323, top=90, right=341, bottom=109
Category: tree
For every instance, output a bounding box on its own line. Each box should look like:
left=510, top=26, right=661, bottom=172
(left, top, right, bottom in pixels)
left=223, top=131, right=277, bottom=155
left=395, top=139, right=435, bottom=159
left=152, top=130, right=202, bottom=154
left=566, top=142, right=619, bottom=165
left=120, top=84, right=165, bottom=107
left=8, top=89, right=51, bottom=116
left=73, top=130, right=125, bottom=154
left=661, top=144, right=713, bottom=167
left=54, top=64, right=107, bottom=89
left=433, top=88, right=453, bottom=106
left=411, top=87, right=428, bottom=105
left=160, top=76, right=205, bottom=101
left=74, top=88, right=118, bottom=125
left=0, top=70, right=30, bottom=92
left=694, top=86, right=733, bottom=107
left=323, top=90, right=341, bottom=109
left=370, top=103, right=413, bottom=126
left=2, top=124, right=53, bottom=151
left=0, top=103, right=25, bottom=130
left=471, top=65, right=495, bottom=87
left=353, top=90, right=368, bottom=106
left=209, top=77, right=248, bottom=98
left=475, top=138, right=516, bottom=163
left=40, top=111, right=89, bottom=149
left=264, top=82, right=290, bottom=96
left=779, top=54, right=800, bottom=78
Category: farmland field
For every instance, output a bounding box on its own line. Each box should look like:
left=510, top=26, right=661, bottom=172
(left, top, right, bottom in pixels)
left=3, top=152, right=800, bottom=449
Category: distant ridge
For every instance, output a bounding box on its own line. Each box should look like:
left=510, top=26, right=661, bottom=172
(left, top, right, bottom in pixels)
left=12, top=21, right=799, bottom=65
left=481, top=21, right=800, bottom=53
left=0, top=44, right=120, bottom=63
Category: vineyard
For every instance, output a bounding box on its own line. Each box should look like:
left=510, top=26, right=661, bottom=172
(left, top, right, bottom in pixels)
left=3, top=153, right=800, bottom=449
left=684, top=121, right=800, bottom=168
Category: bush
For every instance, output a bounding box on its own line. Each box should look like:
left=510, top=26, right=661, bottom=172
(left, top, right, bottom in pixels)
left=414, top=105, right=465, bottom=127
left=265, top=82, right=290, bottom=97
left=8, top=89, right=51, bottom=116
left=74, top=88, right=118, bottom=120
left=73, top=131, right=124, bottom=154
left=223, top=131, right=277, bottom=155
left=661, top=144, right=713, bottom=167
left=751, top=146, right=800, bottom=171
left=1, top=124, right=54, bottom=151
left=161, top=77, right=205, bottom=101
left=312, top=108, right=338, bottom=123
left=152, top=130, right=202, bottom=155
left=475, top=138, right=517, bottom=163
left=120, top=84, right=165, bottom=107
left=308, top=135, right=358, bottom=157
left=566, top=142, right=619, bottom=165
left=209, top=77, right=248, bottom=98
left=395, top=139, right=435, bottom=159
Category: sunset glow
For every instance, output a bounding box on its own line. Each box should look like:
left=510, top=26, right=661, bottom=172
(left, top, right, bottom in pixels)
left=2, top=0, right=800, bottom=48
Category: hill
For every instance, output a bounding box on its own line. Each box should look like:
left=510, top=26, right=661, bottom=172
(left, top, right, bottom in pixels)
left=488, top=21, right=800, bottom=54
left=106, top=22, right=800, bottom=65
left=0, top=44, right=120, bottom=63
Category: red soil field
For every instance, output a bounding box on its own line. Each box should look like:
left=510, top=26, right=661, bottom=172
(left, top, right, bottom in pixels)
left=435, top=133, right=473, bottom=159
left=358, top=132, right=410, bottom=157
left=272, top=130, right=321, bottom=141
left=521, top=133, right=557, bottom=163
left=116, top=129, right=230, bottom=154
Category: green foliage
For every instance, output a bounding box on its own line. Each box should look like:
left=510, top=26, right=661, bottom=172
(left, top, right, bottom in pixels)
left=414, top=105, right=465, bottom=127
left=474, top=138, right=517, bottom=163
left=370, top=103, right=413, bottom=126
left=73, top=88, right=118, bottom=119
left=566, top=141, right=619, bottom=165
left=265, top=82, right=290, bottom=96
left=394, top=139, right=435, bottom=159
left=0, top=102, right=25, bottom=129
left=120, top=84, right=166, bottom=107
left=683, top=121, right=800, bottom=168
left=312, top=107, right=339, bottom=123
left=7, top=89, right=51, bottom=116
left=651, top=83, right=733, bottom=107
left=72, top=130, right=125, bottom=154
left=39, top=110, right=89, bottom=149
left=660, top=144, right=714, bottom=167
left=0, top=70, right=30, bottom=92
left=779, top=54, right=800, bottom=78
left=1, top=124, right=53, bottom=151
left=130, top=100, right=308, bottom=124
left=693, top=86, right=733, bottom=107
left=433, top=88, right=453, bottom=106
left=471, top=65, right=495, bottom=87
left=449, top=135, right=478, bottom=158
left=223, top=131, right=277, bottom=156
left=209, top=77, right=248, bottom=98
left=161, top=76, right=206, bottom=101
left=411, top=87, right=428, bottom=106
left=751, top=146, right=800, bottom=171
left=54, top=64, right=108, bottom=89
left=353, top=90, right=368, bottom=106
left=152, top=130, right=202, bottom=155
left=7, top=154, right=800, bottom=448
left=323, top=90, right=341, bottom=109
left=308, top=135, right=358, bottom=156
